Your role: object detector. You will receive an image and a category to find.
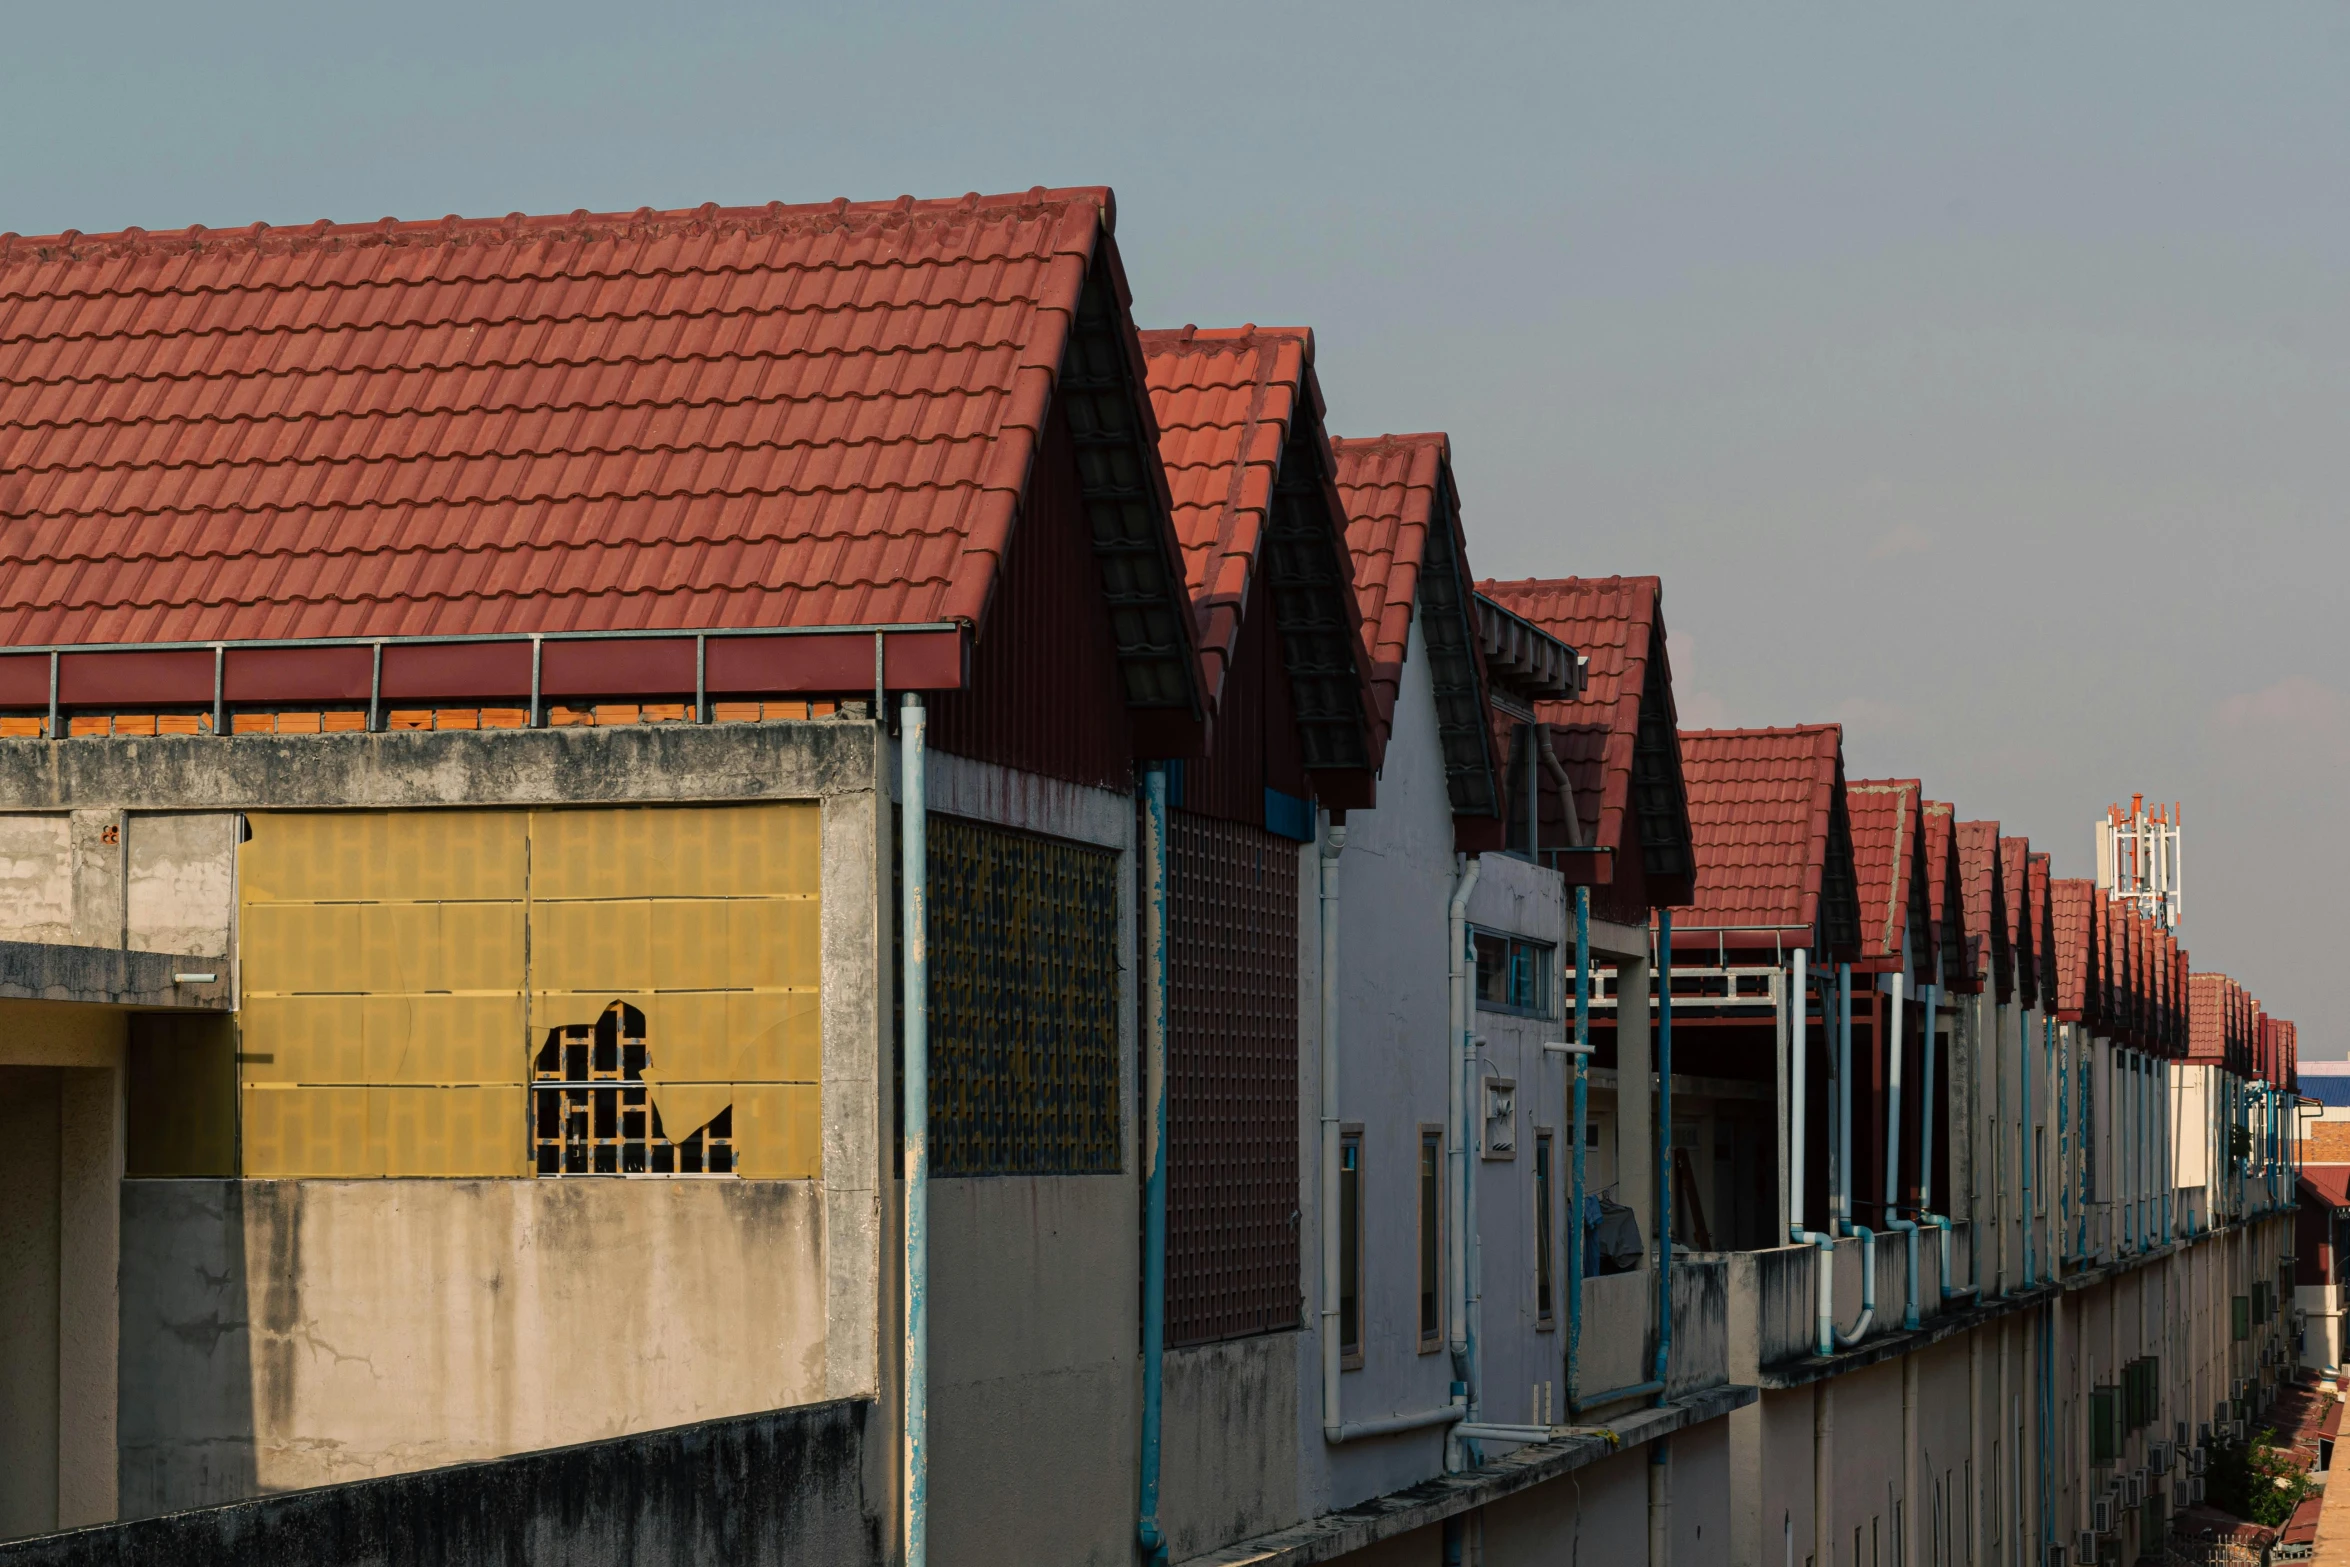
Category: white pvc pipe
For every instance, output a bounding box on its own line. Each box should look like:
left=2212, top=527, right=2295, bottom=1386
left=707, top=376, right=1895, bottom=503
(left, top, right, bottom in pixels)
left=1318, top=821, right=1348, bottom=1441
left=899, top=693, right=929, bottom=1567
left=1885, top=973, right=1920, bottom=1329
left=1788, top=949, right=1810, bottom=1241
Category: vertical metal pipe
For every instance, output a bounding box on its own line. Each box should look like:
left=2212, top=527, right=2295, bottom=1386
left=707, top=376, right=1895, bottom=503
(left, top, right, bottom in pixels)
left=46, top=649, right=59, bottom=739
left=1838, top=965, right=1853, bottom=1233
left=2022, top=1013, right=2036, bottom=1287
left=1447, top=859, right=1482, bottom=1388
left=211, top=645, right=224, bottom=735
left=528, top=636, right=542, bottom=728
left=900, top=693, right=929, bottom=1567
left=1654, top=909, right=1674, bottom=1401
left=1569, top=886, right=1590, bottom=1407
left=1788, top=948, right=1808, bottom=1241
left=368, top=643, right=383, bottom=733
left=1137, top=762, right=1171, bottom=1562
left=695, top=633, right=709, bottom=723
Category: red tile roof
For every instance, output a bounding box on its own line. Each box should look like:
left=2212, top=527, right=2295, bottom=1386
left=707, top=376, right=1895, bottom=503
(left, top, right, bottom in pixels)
left=1329, top=432, right=1442, bottom=737
left=2190, top=972, right=2228, bottom=1063
left=1847, top=778, right=1923, bottom=966
left=2027, top=853, right=2053, bottom=1006
left=2000, top=836, right=2034, bottom=1005
left=1955, top=821, right=2002, bottom=991
left=1325, top=432, right=1501, bottom=823
left=1137, top=325, right=1377, bottom=774
left=1142, top=327, right=1343, bottom=703
left=1670, top=725, right=1843, bottom=938
left=1477, top=576, right=1692, bottom=897
left=2051, top=878, right=2096, bottom=1020
left=1921, top=800, right=1966, bottom=989
left=0, top=188, right=1196, bottom=666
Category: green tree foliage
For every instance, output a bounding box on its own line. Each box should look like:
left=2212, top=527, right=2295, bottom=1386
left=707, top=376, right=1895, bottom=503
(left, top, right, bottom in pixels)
left=2205, top=1427, right=2314, bottom=1528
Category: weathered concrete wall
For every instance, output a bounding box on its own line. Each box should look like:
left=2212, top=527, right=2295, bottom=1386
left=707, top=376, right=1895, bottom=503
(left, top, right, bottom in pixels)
left=0, top=723, right=878, bottom=812
left=125, top=815, right=236, bottom=958
left=1159, top=1334, right=1301, bottom=1561
left=117, top=1178, right=826, bottom=1518
left=0, top=1399, right=880, bottom=1567
left=925, top=1174, right=1136, bottom=1567
left=913, top=747, right=1139, bottom=1567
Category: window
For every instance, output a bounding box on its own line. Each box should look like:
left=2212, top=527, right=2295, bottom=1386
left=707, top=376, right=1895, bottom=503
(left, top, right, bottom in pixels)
left=533, top=1002, right=733, bottom=1175
left=1420, top=1126, right=1444, bottom=1351
left=1535, top=1130, right=1556, bottom=1328
left=1340, top=1126, right=1364, bottom=1368
left=1473, top=929, right=1554, bottom=1016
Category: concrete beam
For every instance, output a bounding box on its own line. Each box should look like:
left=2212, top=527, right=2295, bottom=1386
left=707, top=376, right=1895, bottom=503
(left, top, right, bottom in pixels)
left=0, top=721, right=879, bottom=812
left=0, top=942, right=230, bottom=1010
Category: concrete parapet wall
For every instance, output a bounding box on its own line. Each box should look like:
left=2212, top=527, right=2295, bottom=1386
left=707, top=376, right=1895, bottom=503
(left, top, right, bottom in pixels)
left=0, top=1399, right=880, bottom=1567
left=117, top=1178, right=826, bottom=1519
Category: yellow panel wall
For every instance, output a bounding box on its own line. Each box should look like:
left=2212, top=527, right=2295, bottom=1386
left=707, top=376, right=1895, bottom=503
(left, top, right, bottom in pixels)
left=239, top=804, right=822, bottom=1179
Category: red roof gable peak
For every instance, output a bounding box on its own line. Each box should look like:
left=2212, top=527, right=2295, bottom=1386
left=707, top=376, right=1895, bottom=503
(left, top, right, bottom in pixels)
left=1670, top=724, right=1852, bottom=948
left=0, top=185, right=1217, bottom=729
left=1847, top=778, right=1926, bottom=967
left=1139, top=324, right=1379, bottom=779
left=1476, top=576, right=1693, bottom=905
left=1327, top=431, right=1501, bottom=825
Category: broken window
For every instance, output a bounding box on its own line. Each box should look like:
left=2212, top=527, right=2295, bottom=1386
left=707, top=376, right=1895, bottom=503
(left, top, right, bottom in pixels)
left=533, top=1002, right=734, bottom=1176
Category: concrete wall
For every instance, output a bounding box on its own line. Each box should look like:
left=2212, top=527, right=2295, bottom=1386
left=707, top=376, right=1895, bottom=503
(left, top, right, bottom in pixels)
left=0, top=1399, right=881, bottom=1567
left=117, top=1177, right=825, bottom=1517
left=0, top=811, right=235, bottom=956
left=1158, top=1335, right=1300, bottom=1562
left=917, top=748, right=1142, bottom=1567
left=2, top=723, right=891, bottom=1534
left=1301, top=616, right=1473, bottom=1515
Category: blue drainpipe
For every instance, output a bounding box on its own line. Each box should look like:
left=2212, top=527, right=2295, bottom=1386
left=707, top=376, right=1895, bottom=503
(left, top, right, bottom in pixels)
left=1136, top=763, right=1171, bottom=1566
left=900, top=694, right=930, bottom=1567
left=1653, top=909, right=1674, bottom=1403
left=1567, top=886, right=1590, bottom=1409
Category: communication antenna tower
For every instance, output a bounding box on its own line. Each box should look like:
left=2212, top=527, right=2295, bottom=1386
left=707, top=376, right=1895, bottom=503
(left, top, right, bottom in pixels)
left=2094, top=793, right=2182, bottom=930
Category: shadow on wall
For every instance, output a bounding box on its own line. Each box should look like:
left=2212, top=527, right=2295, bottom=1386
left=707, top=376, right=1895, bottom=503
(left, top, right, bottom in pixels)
left=0, top=1400, right=881, bottom=1567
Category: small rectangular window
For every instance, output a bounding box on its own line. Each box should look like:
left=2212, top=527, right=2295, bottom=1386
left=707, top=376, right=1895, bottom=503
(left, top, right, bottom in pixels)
left=1419, top=1126, right=1444, bottom=1351
left=1340, top=1126, right=1363, bottom=1368
left=1473, top=929, right=1555, bottom=1016
left=1535, top=1130, right=1556, bottom=1329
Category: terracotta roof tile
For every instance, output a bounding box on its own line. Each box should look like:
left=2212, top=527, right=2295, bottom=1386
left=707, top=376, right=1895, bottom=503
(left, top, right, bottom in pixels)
left=1136, top=326, right=1378, bottom=774
left=0, top=188, right=1182, bottom=647
left=1477, top=576, right=1692, bottom=893
left=1140, top=326, right=1305, bottom=708
left=1955, top=821, right=2002, bottom=989
left=2000, top=836, right=2034, bottom=1005
left=1331, top=432, right=1447, bottom=737
left=1921, top=800, right=1967, bottom=989
left=1847, top=778, right=1923, bottom=966
left=2051, top=878, right=2096, bottom=1020
left=2027, top=853, right=2054, bottom=1007
left=1670, top=725, right=1842, bottom=937
left=1327, top=431, right=1499, bottom=813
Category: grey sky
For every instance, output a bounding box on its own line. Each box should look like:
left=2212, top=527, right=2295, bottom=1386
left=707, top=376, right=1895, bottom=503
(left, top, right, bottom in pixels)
left=6, top=4, right=2343, bottom=1048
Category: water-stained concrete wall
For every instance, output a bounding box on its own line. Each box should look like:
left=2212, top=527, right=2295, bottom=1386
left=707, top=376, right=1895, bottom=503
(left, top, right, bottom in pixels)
left=117, top=1177, right=826, bottom=1518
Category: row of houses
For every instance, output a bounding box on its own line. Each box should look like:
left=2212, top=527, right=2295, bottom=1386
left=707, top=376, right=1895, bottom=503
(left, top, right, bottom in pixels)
left=0, top=186, right=2314, bottom=1567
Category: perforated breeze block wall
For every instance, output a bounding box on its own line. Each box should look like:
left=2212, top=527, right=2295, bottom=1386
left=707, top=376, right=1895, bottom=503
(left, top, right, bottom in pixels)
left=238, top=805, right=821, bottom=1178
